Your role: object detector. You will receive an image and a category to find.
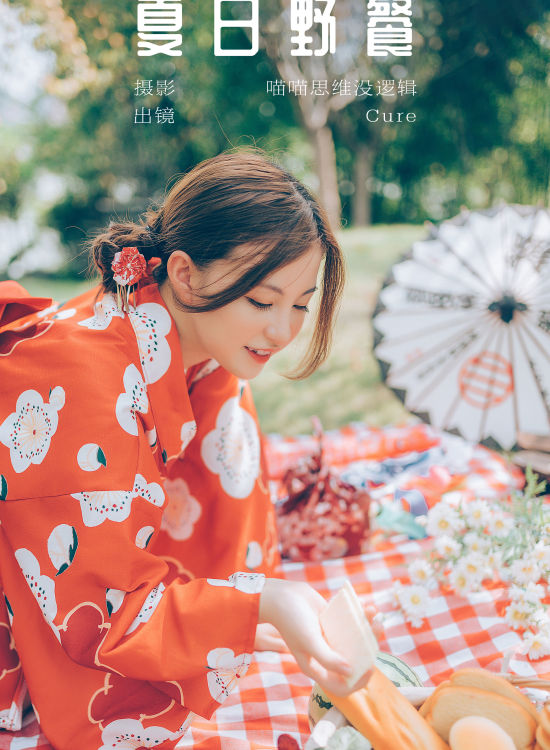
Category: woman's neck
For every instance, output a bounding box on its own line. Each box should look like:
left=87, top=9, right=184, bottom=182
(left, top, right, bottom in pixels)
left=158, top=280, right=212, bottom=370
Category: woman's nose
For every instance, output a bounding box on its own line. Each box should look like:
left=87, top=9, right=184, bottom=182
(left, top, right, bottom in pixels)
left=264, top=311, right=293, bottom=348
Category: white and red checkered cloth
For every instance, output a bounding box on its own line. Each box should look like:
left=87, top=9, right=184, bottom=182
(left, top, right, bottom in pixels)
left=1, top=423, right=548, bottom=750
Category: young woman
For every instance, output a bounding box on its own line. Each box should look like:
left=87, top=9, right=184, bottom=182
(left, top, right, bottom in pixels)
left=0, top=150, right=364, bottom=749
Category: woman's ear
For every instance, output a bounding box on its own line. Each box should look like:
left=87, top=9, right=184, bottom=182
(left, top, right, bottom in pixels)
left=166, top=251, right=196, bottom=303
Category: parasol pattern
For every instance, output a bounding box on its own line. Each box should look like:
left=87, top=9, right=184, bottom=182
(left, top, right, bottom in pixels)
left=372, top=205, right=550, bottom=450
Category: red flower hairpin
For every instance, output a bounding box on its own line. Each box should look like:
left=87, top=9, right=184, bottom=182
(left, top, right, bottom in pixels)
left=111, top=246, right=147, bottom=312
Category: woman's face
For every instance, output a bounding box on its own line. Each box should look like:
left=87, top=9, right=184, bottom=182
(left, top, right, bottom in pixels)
left=163, top=242, right=323, bottom=379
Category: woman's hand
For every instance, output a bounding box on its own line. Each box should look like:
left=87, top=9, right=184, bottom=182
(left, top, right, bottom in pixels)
left=254, top=623, right=289, bottom=653
left=258, top=578, right=370, bottom=696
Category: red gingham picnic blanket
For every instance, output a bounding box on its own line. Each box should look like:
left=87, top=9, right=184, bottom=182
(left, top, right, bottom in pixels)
left=2, top=423, right=547, bottom=750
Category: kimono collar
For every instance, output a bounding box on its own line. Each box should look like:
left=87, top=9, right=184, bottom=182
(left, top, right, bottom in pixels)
left=127, top=281, right=219, bottom=463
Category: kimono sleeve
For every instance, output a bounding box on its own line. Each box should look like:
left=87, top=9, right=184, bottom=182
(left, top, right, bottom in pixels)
left=0, top=485, right=265, bottom=719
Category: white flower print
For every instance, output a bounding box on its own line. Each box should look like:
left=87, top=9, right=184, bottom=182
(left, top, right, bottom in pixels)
left=15, top=548, right=59, bottom=640
left=99, top=718, right=183, bottom=750
left=72, top=473, right=165, bottom=527
left=0, top=387, right=65, bottom=473
left=106, top=588, right=126, bottom=616
left=0, top=701, right=23, bottom=731
left=36, top=303, right=60, bottom=318
left=52, top=307, right=76, bottom=320
left=207, top=572, right=265, bottom=594
left=78, top=293, right=124, bottom=330
left=135, top=525, right=155, bottom=549
left=206, top=647, right=252, bottom=703
left=245, top=541, right=263, bottom=570
left=180, top=420, right=197, bottom=455
left=47, top=524, right=78, bottom=575
left=128, top=302, right=171, bottom=384
left=161, top=478, right=202, bottom=541
left=77, top=443, right=107, bottom=472
left=116, top=364, right=149, bottom=436
left=201, top=396, right=260, bottom=499
left=124, top=583, right=165, bottom=635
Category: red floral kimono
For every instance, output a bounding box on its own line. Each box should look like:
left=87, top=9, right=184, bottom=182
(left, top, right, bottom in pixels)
left=0, top=279, right=279, bottom=749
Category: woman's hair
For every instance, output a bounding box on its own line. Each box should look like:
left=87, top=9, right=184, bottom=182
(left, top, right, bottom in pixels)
left=89, top=149, right=344, bottom=379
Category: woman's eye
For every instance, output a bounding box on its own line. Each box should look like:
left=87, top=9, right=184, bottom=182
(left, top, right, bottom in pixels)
left=246, top=298, right=272, bottom=310
left=294, top=305, right=309, bottom=313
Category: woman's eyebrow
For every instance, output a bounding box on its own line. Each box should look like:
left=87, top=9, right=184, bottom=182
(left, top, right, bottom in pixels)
left=258, top=284, right=317, bottom=296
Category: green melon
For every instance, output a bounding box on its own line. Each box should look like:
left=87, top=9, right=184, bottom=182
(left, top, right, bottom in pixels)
left=308, top=652, right=423, bottom=730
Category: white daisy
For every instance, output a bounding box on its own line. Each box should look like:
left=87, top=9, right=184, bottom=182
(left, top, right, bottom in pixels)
left=409, top=559, right=434, bottom=587
left=509, top=557, right=542, bottom=587
left=434, top=535, right=461, bottom=558
left=509, top=582, right=545, bottom=607
left=463, top=531, right=490, bottom=554
left=426, top=503, right=465, bottom=537
left=532, top=541, right=550, bottom=573
left=505, top=600, right=532, bottom=630
left=463, top=499, right=491, bottom=529
left=487, top=511, right=514, bottom=538
left=394, top=583, right=429, bottom=627
left=521, top=629, right=550, bottom=660
left=486, top=549, right=504, bottom=574
left=449, top=558, right=483, bottom=595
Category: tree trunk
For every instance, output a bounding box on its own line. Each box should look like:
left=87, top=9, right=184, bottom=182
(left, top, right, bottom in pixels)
left=311, top=125, right=341, bottom=231
left=352, top=143, right=374, bottom=227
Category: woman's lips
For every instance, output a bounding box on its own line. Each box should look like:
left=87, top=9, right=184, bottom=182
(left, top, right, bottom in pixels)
left=245, top=346, right=274, bottom=363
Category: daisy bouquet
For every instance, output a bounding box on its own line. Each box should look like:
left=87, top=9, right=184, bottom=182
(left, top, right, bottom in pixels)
left=395, top=468, right=550, bottom=659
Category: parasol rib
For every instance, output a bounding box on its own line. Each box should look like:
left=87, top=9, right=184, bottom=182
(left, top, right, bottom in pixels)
left=435, top=320, right=502, bottom=434
left=386, top=312, right=494, bottom=381
left=477, top=324, right=506, bottom=445
left=373, top=310, right=480, bottom=348
left=466, top=216, right=508, bottom=293
left=507, top=325, right=520, bottom=443
left=404, top=256, right=488, bottom=298
left=507, top=205, right=546, bottom=289
left=513, top=320, right=550, bottom=430
left=434, top=234, right=501, bottom=297
left=406, top=321, right=499, bottom=424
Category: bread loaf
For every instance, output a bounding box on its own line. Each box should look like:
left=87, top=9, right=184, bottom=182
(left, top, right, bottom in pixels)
left=449, top=669, right=539, bottom=723
left=449, top=715, right=515, bottom=750
left=425, top=685, right=537, bottom=749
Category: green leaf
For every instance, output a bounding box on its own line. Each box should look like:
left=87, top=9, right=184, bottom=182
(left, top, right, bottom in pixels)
left=56, top=563, right=69, bottom=576
left=97, top=447, right=107, bottom=467
left=376, top=505, right=427, bottom=539
left=4, top=595, right=13, bottom=618
left=0, top=475, right=7, bottom=501
left=162, top=449, right=167, bottom=464
left=69, top=527, right=78, bottom=563
left=106, top=599, right=113, bottom=617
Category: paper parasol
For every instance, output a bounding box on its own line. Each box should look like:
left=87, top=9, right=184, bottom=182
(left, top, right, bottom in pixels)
left=372, top=205, right=550, bottom=451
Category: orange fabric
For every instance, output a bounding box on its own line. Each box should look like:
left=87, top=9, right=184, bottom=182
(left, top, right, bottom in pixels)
left=0, top=280, right=279, bottom=749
